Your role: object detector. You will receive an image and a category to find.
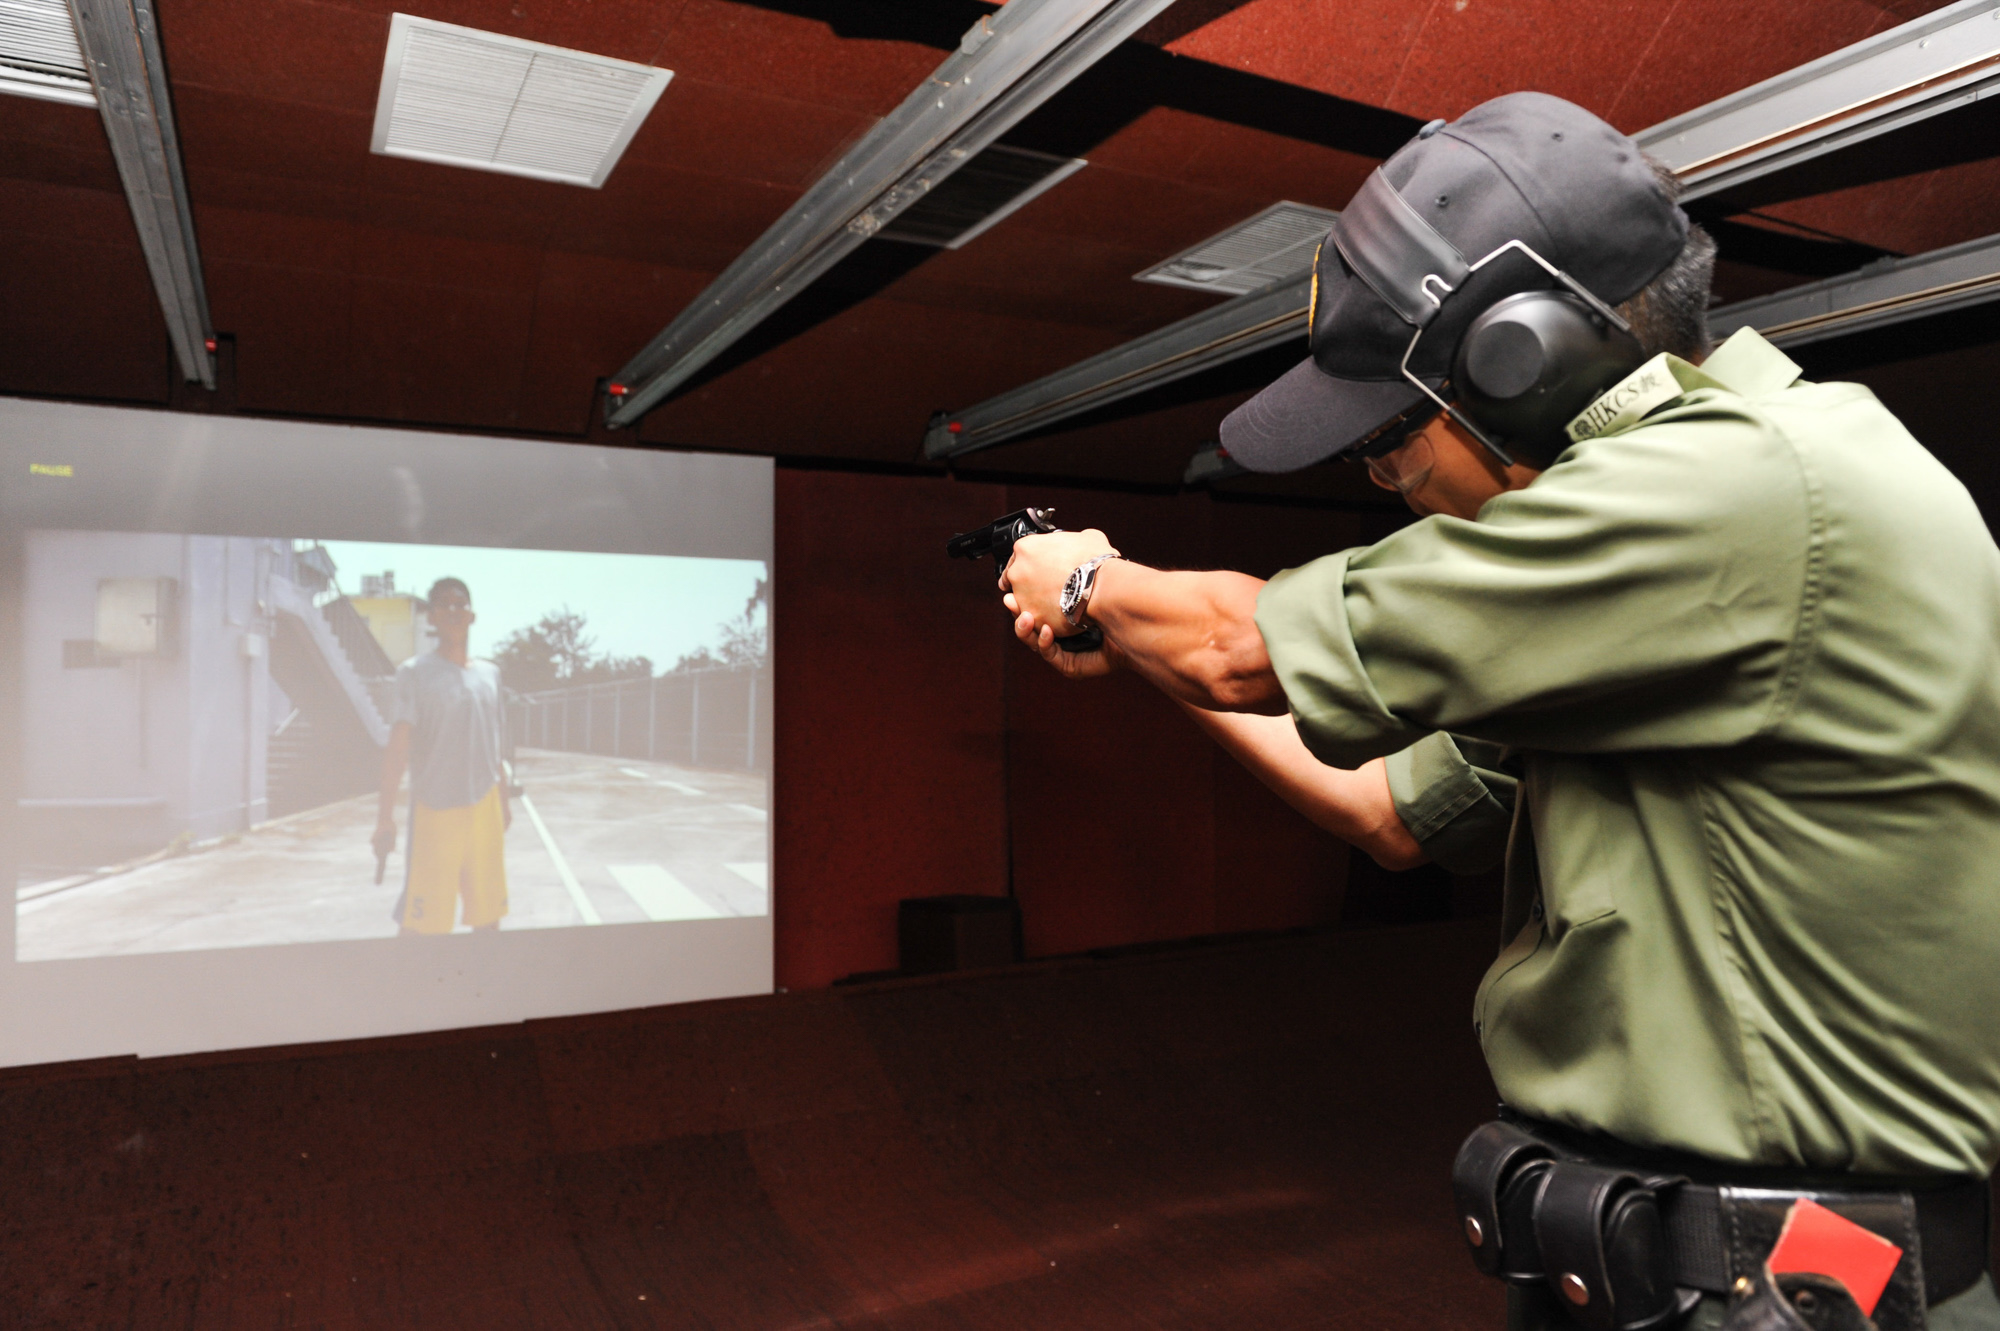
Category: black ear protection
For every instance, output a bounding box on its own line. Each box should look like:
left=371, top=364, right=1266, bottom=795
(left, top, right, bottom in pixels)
left=1452, top=290, right=1645, bottom=470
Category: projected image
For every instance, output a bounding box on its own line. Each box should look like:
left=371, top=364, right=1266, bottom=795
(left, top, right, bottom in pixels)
left=16, top=533, right=771, bottom=960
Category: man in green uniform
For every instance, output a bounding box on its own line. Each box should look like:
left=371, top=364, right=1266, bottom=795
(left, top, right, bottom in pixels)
left=998, top=93, right=1999, bottom=1330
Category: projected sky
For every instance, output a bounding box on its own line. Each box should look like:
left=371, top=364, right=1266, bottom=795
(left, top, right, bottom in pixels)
left=317, top=540, right=767, bottom=673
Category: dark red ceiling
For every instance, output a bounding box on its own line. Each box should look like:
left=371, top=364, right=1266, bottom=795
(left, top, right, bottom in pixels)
left=1, top=0, right=1993, bottom=496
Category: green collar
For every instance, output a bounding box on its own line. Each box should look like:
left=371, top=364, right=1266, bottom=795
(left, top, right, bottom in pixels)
left=1564, top=327, right=1803, bottom=445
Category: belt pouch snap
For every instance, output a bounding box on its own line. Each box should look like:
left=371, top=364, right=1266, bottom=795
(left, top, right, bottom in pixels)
left=1534, top=1160, right=1691, bottom=1331
left=1453, top=1121, right=1555, bottom=1279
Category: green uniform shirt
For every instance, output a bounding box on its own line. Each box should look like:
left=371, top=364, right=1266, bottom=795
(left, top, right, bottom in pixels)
left=1255, top=329, right=2000, bottom=1175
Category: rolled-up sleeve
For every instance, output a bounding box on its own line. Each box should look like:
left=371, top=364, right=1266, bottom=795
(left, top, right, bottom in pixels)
left=1385, top=733, right=1516, bottom=873
left=1253, top=406, right=1815, bottom=768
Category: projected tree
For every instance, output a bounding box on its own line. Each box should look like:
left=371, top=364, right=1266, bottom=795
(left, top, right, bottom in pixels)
left=670, top=577, right=769, bottom=674
left=491, top=609, right=652, bottom=693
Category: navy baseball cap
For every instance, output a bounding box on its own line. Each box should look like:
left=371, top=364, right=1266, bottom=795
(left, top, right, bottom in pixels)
left=1220, top=92, right=1688, bottom=473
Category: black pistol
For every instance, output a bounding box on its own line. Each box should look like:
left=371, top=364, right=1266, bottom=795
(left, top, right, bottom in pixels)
left=947, top=508, right=1104, bottom=653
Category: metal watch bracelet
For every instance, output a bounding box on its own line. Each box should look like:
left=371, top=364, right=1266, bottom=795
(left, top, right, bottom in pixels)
left=1061, top=552, right=1122, bottom=626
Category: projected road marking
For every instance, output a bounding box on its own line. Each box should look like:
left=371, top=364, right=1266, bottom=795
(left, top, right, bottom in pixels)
left=729, top=804, right=767, bottom=820
left=726, top=862, right=768, bottom=889
left=607, top=864, right=727, bottom=921
left=17, top=874, right=97, bottom=907
left=618, top=768, right=703, bottom=797
left=519, top=794, right=601, bottom=925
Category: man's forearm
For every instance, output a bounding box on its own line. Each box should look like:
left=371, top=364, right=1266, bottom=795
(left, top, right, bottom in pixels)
left=1086, top=561, right=1287, bottom=713
left=1180, top=703, right=1425, bottom=869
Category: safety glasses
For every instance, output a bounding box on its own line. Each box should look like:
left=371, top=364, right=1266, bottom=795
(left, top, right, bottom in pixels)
left=1365, top=431, right=1435, bottom=495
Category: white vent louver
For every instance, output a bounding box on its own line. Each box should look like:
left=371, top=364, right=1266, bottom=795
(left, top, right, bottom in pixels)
left=0, top=0, right=95, bottom=107
left=371, top=14, right=671, bottom=189
left=1135, top=202, right=1340, bottom=296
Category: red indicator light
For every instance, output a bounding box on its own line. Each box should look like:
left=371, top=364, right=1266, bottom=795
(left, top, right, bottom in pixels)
left=204, top=338, right=217, bottom=352
left=608, top=383, right=628, bottom=396
left=947, top=421, right=963, bottom=434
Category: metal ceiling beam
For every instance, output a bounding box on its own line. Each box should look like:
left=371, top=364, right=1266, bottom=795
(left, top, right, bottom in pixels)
left=1707, top=229, right=2000, bottom=349
left=1634, top=0, right=2000, bottom=203
left=924, top=274, right=1310, bottom=459
left=602, top=0, right=1179, bottom=429
left=68, top=0, right=215, bottom=387
left=925, top=0, right=2000, bottom=463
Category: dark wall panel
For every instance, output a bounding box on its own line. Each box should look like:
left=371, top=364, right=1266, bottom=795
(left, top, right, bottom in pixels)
left=0, top=182, right=169, bottom=406
left=772, top=469, right=1013, bottom=989
left=0, top=97, right=121, bottom=195
left=1002, top=487, right=1227, bottom=955
left=769, top=470, right=1399, bottom=987
left=516, top=252, right=717, bottom=437
left=205, top=257, right=357, bottom=418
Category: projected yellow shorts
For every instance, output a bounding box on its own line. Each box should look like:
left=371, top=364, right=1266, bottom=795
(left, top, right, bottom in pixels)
left=402, top=784, right=508, bottom=934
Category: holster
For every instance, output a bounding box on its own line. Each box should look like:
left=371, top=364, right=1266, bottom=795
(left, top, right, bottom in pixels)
left=1725, top=1265, right=1878, bottom=1331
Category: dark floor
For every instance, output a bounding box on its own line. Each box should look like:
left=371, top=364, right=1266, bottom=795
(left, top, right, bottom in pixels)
left=2, top=920, right=1516, bottom=1329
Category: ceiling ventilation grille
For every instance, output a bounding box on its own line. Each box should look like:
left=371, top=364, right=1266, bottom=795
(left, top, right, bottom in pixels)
left=1135, top=202, right=1339, bottom=296
left=0, top=0, right=95, bottom=106
left=877, top=144, right=1086, bottom=249
left=371, top=14, right=672, bottom=188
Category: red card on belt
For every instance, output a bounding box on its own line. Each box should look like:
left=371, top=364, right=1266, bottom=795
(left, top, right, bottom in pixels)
left=1766, top=1197, right=1904, bottom=1317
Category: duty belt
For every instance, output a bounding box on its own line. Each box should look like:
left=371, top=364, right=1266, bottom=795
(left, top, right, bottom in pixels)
left=1451, top=1117, right=1992, bottom=1331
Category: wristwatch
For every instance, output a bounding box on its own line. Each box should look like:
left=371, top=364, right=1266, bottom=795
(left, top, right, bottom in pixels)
left=1060, top=552, right=1121, bottom=626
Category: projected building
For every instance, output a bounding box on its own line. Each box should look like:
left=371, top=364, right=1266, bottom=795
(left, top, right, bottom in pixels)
left=18, top=535, right=394, bottom=870
left=348, top=571, right=435, bottom=667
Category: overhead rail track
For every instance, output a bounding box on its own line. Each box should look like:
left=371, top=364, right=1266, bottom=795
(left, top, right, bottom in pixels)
left=1635, top=0, right=2000, bottom=202
left=1706, top=230, right=2000, bottom=349
left=600, top=0, right=1181, bottom=429
left=925, top=0, right=2000, bottom=463
left=924, top=276, right=1313, bottom=460
left=69, top=0, right=216, bottom=387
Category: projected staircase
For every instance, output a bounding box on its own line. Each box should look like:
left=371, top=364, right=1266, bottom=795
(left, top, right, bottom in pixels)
left=267, top=576, right=394, bottom=819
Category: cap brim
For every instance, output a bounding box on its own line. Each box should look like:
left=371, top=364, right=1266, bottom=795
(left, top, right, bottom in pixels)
left=1219, top=358, right=1427, bottom=474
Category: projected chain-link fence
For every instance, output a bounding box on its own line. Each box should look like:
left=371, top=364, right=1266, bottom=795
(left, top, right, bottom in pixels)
left=508, top=667, right=768, bottom=772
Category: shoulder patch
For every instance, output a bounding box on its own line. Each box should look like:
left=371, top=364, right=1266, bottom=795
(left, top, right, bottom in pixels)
left=1566, top=355, right=1683, bottom=444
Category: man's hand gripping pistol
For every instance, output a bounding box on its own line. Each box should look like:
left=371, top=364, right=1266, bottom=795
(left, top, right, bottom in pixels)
left=947, top=508, right=1104, bottom=653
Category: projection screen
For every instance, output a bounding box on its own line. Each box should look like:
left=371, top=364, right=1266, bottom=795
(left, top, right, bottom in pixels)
left=0, top=397, right=773, bottom=1067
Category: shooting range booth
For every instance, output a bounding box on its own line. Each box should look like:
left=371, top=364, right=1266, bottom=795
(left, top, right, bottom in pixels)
left=3, top=0, right=2000, bottom=1323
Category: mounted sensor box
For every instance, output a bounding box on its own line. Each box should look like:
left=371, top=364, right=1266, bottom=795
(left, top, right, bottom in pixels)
left=95, top=577, right=176, bottom=658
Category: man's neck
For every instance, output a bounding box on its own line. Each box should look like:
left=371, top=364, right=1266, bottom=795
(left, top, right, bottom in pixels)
left=438, top=640, right=470, bottom=667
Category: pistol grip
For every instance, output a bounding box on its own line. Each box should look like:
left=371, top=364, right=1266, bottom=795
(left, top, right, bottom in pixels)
left=1056, top=626, right=1104, bottom=654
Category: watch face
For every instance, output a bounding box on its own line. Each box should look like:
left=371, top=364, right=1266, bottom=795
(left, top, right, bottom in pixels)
left=1060, top=569, right=1085, bottom=623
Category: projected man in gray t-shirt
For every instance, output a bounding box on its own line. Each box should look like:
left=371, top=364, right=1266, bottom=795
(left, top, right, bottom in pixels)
left=371, top=577, right=511, bottom=934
